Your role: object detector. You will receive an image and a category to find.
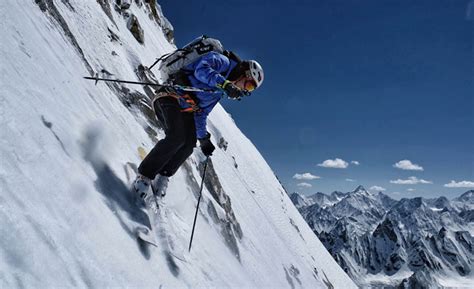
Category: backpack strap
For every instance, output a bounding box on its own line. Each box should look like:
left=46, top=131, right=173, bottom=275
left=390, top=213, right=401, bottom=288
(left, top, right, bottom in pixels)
left=163, top=70, right=202, bottom=110
left=154, top=92, right=200, bottom=113
left=224, top=50, right=242, bottom=63
left=165, top=49, right=191, bottom=67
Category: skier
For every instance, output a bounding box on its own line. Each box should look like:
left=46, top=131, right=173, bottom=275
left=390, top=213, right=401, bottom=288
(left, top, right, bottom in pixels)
left=132, top=45, right=264, bottom=202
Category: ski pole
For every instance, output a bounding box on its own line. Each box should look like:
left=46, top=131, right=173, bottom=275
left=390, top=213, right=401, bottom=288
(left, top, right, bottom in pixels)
left=148, top=58, right=161, bottom=70
left=83, top=76, right=216, bottom=93
left=148, top=54, right=167, bottom=70
left=84, top=76, right=163, bottom=87
left=188, top=156, right=209, bottom=252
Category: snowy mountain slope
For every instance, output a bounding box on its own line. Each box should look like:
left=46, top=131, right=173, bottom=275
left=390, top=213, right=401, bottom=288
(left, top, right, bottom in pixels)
left=292, top=187, right=474, bottom=288
left=0, top=1, right=356, bottom=288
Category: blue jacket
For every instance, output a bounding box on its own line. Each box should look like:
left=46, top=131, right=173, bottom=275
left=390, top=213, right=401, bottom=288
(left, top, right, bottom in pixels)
left=178, top=52, right=237, bottom=139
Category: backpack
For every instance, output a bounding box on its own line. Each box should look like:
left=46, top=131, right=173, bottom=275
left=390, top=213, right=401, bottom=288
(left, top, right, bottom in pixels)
left=155, top=35, right=224, bottom=83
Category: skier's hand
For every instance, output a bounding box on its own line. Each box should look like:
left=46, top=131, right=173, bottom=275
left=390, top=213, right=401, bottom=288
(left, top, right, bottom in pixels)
left=199, top=133, right=215, bottom=156
left=220, top=80, right=244, bottom=99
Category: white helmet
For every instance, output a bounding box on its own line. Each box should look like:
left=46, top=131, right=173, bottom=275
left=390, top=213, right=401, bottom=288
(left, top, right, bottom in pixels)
left=247, top=60, right=264, bottom=88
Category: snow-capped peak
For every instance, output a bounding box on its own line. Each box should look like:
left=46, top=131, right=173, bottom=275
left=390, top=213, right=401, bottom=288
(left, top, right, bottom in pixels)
left=353, top=185, right=368, bottom=194
left=454, top=190, right=474, bottom=203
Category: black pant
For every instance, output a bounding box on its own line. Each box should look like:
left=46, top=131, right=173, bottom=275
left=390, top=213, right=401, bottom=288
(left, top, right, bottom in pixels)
left=138, top=97, right=197, bottom=179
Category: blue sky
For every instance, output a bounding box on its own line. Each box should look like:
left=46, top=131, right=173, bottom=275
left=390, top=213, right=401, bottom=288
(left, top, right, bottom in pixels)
left=159, top=0, right=473, bottom=199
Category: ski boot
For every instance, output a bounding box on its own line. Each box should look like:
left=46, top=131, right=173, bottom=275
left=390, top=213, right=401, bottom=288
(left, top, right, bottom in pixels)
left=153, top=174, right=169, bottom=198
left=132, top=174, right=152, bottom=209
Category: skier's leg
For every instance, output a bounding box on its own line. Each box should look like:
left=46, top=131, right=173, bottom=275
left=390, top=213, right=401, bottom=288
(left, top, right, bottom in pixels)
left=138, top=97, right=188, bottom=180
left=158, top=111, right=197, bottom=177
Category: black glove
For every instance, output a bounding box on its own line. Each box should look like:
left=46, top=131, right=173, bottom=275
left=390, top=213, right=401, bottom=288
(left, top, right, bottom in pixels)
left=199, top=133, right=215, bottom=156
left=220, top=80, right=244, bottom=99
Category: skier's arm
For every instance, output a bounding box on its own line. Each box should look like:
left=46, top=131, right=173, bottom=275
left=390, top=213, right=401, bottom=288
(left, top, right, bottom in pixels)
left=195, top=110, right=215, bottom=156
left=194, top=52, right=230, bottom=87
left=194, top=109, right=210, bottom=139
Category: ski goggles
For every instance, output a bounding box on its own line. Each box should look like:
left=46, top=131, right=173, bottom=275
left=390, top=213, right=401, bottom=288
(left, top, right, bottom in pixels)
left=242, top=73, right=257, bottom=92
left=244, top=79, right=257, bottom=92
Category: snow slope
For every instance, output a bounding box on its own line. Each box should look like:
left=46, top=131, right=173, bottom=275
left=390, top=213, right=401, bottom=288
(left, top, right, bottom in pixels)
left=0, top=1, right=356, bottom=288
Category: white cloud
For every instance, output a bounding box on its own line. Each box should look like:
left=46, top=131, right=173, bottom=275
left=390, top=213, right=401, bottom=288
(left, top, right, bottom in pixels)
left=317, top=158, right=349, bottom=169
left=370, top=185, right=386, bottom=192
left=444, top=180, right=474, bottom=188
left=345, top=178, right=356, bottom=182
left=351, top=161, right=360, bottom=165
left=393, top=160, right=424, bottom=171
left=293, top=173, right=320, bottom=180
left=390, top=176, right=432, bottom=185
left=407, top=188, right=415, bottom=192
left=297, top=182, right=312, bottom=188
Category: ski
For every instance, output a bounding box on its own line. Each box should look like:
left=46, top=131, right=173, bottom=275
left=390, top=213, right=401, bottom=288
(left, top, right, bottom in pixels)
left=135, top=227, right=157, bottom=247
left=137, top=147, right=188, bottom=262
left=124, top=161, right=159, bottom=247
left=152, top=180, right=187, bottom=262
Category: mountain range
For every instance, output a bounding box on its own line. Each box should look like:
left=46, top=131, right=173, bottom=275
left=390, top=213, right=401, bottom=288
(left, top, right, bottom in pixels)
left=291, top=186, right=474, bottom=288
